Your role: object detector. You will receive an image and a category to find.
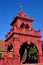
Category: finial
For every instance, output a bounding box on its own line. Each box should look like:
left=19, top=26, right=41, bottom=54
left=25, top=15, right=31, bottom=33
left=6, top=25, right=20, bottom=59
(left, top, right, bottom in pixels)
left=20, top=5, right=23, bottom=13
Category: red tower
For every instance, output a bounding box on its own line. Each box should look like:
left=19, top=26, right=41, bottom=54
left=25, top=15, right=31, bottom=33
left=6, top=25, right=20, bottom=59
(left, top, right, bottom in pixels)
left=5, top=7, right=43, bottom=65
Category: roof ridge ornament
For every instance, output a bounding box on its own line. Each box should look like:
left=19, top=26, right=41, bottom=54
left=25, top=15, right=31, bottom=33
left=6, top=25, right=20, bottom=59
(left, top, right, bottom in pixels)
left=20, top=5, right=23, bottom=13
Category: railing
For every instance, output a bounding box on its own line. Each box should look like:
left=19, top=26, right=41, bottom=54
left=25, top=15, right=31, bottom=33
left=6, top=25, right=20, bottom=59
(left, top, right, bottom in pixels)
left=5, top=27, right=41, bottom=41
left=0, top=58, right=15, bottom=65
left=0, top=59, right=43, bottom=65
left=34, top=30, right=41, bottom=37
left=14, top=27, right=41, bottom=37
left=7, top=58, right=15, bottom=65
left=0, top=58, right=6, bottom=65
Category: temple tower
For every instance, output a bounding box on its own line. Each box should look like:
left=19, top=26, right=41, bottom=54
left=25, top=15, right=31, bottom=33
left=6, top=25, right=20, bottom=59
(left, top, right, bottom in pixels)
left=5, top=7, right=43, bottom=65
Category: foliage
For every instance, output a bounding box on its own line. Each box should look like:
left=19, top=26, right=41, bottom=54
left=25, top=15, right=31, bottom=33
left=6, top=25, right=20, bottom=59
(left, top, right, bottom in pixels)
left=0, top=52, right=2, bottom=57
left=28, top=46, right=37, bottom=63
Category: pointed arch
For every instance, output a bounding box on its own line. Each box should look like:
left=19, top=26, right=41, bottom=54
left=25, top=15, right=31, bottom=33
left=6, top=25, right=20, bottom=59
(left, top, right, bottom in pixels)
left=19, top=41, right=29, bottom=64
left=7, top=43, right=13, bottom=52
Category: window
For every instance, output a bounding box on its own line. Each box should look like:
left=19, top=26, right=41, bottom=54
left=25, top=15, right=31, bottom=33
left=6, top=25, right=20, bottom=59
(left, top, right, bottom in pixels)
left=20, top=23, right=25, bottom=28
left=25, top=24, right=30, bottom=29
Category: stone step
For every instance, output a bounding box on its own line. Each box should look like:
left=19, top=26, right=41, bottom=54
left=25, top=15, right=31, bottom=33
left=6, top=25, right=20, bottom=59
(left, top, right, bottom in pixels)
left=21, top=64, right=43, bottom=65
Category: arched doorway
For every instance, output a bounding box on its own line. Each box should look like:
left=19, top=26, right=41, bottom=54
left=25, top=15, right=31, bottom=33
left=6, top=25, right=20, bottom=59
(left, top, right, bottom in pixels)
left=19, top=42, right=38, bottom=64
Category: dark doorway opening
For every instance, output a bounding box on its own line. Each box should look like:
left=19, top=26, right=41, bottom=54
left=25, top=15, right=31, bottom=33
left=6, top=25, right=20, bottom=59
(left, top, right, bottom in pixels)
left=19, top=42, right=38, bottom=64
left=19, top=41, right=29, bottom=64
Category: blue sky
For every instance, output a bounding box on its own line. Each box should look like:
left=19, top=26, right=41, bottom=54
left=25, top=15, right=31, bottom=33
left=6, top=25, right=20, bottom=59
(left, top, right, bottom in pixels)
left=0, top=0, right=43, bottom=40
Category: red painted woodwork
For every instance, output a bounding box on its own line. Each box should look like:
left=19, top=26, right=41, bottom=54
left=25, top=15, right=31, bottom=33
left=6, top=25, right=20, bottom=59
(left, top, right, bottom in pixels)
left=4, top=7, right=43, bottom=65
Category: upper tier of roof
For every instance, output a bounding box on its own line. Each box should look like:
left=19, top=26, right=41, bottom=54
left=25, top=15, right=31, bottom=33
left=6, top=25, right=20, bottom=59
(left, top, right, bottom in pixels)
left=11, top=7, right=33, bottom=26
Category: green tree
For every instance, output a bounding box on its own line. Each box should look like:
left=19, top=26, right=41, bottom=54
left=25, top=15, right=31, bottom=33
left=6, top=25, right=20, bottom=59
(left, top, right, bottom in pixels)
left=28, top=46, right=37, bottom=63
left=0, top=52, right=2, bottom=59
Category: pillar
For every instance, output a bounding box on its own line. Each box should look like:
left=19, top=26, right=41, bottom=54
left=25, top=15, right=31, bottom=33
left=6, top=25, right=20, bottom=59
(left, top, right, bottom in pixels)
left=37, top=52, right=43, bottom=63
left=13, top=40, right=20, bottom=65
left=35, top=40, right=43, bottom=63
left=37, top=45, right=43, bottom=63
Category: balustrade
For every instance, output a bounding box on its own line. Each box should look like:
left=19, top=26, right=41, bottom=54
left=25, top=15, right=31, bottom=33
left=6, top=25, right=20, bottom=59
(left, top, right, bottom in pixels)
left=14, top=27, right=41, bottom=37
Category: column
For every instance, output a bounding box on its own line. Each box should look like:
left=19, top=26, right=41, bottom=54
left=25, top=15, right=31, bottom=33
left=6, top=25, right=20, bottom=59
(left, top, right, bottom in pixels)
left=37, top=53, right=43, bottom=63
left=35, top=40, right=43, bottom=63
left=13, top=40, right=20, bottom=65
